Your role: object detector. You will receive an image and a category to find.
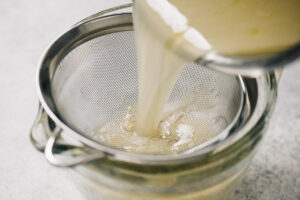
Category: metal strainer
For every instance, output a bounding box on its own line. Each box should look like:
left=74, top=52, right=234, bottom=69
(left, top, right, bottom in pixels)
left=32, top=11, right=251, bottom=167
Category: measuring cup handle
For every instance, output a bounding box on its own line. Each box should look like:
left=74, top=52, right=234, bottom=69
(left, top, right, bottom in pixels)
left=44, top=128, right=105, bottom=167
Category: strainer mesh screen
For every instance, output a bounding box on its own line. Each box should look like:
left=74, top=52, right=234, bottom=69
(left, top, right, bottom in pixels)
left=51, top=30, right=242, bottom=153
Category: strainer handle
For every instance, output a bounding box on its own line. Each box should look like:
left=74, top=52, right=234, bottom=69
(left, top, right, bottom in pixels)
left=31, top=105, right=105, bottom=167
left=44, top=128, right=105, bottom=167
left=30, top=104, right=81, bottom=151
left=30, top=104, right=49, bottom=152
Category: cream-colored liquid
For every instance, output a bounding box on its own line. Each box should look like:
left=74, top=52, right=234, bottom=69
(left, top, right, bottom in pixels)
left=93, top=105, right=219, bottom=154
left=134, top=0, right=300, bottom=137
left=96, top=0, right=300, bottom=153
left=169, top=0, right=300, bottom=55
left=134, top=0, right=212, bottom=137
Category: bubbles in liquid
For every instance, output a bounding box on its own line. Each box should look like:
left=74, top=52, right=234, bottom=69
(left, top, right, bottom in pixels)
left=93, top=104, right=221, bottom=154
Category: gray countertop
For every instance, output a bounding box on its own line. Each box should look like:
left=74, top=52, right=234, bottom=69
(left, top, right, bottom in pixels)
left=0, top=0, right=299, bottom=199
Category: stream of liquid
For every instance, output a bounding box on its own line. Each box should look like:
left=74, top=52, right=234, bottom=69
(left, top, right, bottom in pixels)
left=95, top=0, right=300, bottom=154
left=134, top=0, right=300, bottom=137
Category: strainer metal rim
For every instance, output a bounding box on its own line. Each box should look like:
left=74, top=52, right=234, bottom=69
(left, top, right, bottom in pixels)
left=37, top=13, right=250, bottom=165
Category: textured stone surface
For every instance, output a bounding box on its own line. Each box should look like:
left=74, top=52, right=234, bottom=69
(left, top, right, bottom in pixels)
left=230, top=64, right=300, bottom=200
left=0, top=0, right=299, bottom=199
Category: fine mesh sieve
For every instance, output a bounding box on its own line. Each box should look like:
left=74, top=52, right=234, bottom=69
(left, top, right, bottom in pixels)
left=37, top=13, right=250, bottom=165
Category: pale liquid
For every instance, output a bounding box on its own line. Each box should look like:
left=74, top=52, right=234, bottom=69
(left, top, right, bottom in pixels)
left=134, top=0, right=300, bottom=137
left=96, top=0, right=300, bottom=153
left=133, top=0, right=212, bottom=137
left=93, top=106, right=219, bottom=154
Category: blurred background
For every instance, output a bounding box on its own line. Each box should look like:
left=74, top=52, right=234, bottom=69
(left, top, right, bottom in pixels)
left=0, top=0, right=299, bottom=199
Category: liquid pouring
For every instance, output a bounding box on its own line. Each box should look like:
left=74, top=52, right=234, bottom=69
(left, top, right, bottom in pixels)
left=95, top=0, right=300, bottom=153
